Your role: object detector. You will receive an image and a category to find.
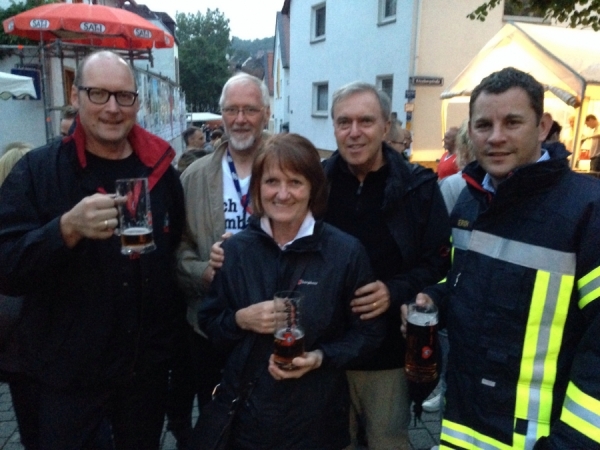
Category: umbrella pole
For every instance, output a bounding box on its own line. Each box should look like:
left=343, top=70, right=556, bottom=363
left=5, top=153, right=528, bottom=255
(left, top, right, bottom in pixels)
left=39, top=35, right=52, bottom=143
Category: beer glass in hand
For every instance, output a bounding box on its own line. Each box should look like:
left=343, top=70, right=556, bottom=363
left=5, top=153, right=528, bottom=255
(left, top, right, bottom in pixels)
left=405, top=301, right=438, bottom=383
left=115, top=178, right=156, bottom=255
left=273, top=291, right=305, bottom=370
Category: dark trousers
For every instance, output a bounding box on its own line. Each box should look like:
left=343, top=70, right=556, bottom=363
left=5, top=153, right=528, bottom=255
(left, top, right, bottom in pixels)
left=166, top=326, right=228, bottom=433
left=9, top=364, right=169, bottom=450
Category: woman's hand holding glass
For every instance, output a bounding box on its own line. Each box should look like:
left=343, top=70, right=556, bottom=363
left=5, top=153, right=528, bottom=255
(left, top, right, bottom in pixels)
left=268, top=350, right=323, bottom=381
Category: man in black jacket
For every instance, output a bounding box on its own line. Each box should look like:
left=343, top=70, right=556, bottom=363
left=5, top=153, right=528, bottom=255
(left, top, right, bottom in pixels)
left=323, top=81, right=451, bottom=449
left=0, top=50, right=184, bottom=450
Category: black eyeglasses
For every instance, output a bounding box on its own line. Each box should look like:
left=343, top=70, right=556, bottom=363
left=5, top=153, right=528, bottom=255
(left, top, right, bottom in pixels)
left=78, top=86, right=138, bottom=107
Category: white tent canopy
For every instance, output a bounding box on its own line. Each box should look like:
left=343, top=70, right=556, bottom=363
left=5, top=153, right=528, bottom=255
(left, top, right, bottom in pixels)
left=186, top=112, right=222, bottom=123
left=441, top=22, right=600, bottom=163
left=0, top=72, right=37, bottom=100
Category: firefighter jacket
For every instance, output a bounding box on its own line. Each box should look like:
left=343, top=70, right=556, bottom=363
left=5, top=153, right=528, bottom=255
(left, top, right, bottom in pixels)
left=424, top=144, right=600, bottom=449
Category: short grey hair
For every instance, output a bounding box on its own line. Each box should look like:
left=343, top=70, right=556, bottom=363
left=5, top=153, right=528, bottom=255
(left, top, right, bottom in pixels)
left=219, top=73, right=270, bottom=109
left=331, top=81, right=391, bottom=121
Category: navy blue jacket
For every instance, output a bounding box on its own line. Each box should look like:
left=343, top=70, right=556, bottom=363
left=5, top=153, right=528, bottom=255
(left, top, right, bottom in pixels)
left=425, top=145, right=600, bottom=449
left=0, top=123, right=185, bottom=389
left=198, top=217, right=385, bottom=449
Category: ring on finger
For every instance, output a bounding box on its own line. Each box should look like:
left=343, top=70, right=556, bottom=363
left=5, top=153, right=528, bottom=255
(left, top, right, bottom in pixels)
left=373, top=301, right=377, bottom=307
left=104, top=219, right=109, bottom=230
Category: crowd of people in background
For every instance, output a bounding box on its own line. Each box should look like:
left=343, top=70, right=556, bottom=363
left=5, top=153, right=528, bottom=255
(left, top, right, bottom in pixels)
left=1, top=50, right=600, bottom=450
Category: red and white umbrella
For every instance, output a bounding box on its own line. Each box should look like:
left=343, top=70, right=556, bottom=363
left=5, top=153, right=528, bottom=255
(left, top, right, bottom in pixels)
left=2, top=3, right=174, bottom=49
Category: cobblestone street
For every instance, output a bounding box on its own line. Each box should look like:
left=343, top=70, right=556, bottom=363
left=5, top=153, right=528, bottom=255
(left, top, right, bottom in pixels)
left=0, top=382, right=441, bottom=450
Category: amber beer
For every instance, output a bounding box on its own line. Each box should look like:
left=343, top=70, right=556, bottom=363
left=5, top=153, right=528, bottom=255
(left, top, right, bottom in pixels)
left=273, top=291, right=304, bottom=370
left=274, top=328, right=305, bottom=370
left=120, top=227, right=154, bottom=252
left=115, top=177, right=156, bottom=255
left=405, top=303, right=438, bottom=383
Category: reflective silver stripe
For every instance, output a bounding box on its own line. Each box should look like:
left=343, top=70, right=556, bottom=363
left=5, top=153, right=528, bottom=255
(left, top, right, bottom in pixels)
left=452, top=228, right=471, bottom=251
left=580, top=276, right=600, bottom=301
left=525, top=422, right=538, bottom=450
left=564, top=396, right=600, bottom=428
left=515, top=270, right=567, bottom=443
left=530, top=273, right=561, bottom=396
left=442, top=424, right=506, bottom=450
left=466, top=230, right=575, bottom=275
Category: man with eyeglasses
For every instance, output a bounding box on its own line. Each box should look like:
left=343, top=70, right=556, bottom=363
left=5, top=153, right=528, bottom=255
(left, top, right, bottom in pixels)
left=171, top=72, right=270, bottom=448
left=322, top=81, right=450, bottom=450
left=0, top=50, right=185, bottom=449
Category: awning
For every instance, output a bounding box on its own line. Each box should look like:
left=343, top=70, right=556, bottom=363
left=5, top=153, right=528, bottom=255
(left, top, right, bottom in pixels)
left=187, top=112, right=222, bottom=122
left=440, top=21, right=600, bottom=166
left=440, top=22, right=594, bottom=106
left=0, top=72, right=37, bottom=100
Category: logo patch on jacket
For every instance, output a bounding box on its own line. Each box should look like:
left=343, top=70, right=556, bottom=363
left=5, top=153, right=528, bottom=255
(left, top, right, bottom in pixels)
left=457, top=219, right=470, bottom=228
left=297, top=279, right=318, bottom=286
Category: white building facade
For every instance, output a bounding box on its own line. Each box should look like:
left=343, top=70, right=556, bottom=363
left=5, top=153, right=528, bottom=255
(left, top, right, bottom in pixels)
left=284, top=0, right=414, bottom=151
left=276, top=0, right=505, bottom=161
left=272, top=11, right=290, bottom=135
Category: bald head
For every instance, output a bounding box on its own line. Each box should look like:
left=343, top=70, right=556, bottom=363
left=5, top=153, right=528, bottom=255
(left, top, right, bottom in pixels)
left=70, top=50, right=139, bottom=157
left=75, top=51, right=137, bottom=90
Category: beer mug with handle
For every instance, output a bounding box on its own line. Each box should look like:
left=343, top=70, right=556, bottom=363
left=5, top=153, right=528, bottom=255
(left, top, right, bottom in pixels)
left=273, top=290, right=305, bottom=371
left=115, top=177, right=156, bottom=255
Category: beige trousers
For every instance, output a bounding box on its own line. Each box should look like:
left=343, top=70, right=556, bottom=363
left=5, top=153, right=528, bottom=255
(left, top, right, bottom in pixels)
left=346, top=368, right=411, bottom=450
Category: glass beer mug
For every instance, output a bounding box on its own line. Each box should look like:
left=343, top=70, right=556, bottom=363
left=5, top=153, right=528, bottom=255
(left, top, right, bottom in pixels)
left=273, top=291, right=305, bottom=371
left=405, top=300, right=438, bottom=383
left=115, top=177, right=156, bottom=255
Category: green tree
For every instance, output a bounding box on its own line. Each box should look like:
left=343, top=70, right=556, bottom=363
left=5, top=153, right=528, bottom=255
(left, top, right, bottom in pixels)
left=177, top=9, right=231, bottom=112
left=0, top=0, right=53, bottom=46
left=229, top=36, right=275, bottom=67
left=470, top=0, right=600, bottom=31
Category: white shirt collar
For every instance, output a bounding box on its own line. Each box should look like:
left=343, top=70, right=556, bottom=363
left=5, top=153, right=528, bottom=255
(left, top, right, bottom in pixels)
left=260, top=212, right=315, bottom=250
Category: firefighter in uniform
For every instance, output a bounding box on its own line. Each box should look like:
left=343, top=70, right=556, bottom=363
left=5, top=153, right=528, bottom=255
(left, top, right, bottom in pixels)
left=409, top=67, right=600, bottom=449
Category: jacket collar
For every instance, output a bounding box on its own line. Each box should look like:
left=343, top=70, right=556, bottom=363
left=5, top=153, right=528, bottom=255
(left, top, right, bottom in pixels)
left=462, top=142, right=571, bottom=198
left=247, top=215, right=324, bottom=253
left=66, top=117, right=175, bottom=191
left=323, top=142, right=437, bottom=209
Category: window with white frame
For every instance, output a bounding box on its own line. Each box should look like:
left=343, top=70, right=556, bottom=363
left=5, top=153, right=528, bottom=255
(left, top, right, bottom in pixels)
left=377, top=76, right=393, bottom=104
left=378, top=0, right=397, bottom=24
left=313, top=82, right=328, bottom=116
left=311, top=3, right=326, bottom=42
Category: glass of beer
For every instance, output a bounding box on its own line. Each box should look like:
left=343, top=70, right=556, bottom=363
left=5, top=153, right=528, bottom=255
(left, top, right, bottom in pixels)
left=405, top=301, right=438, bottom=383
left=273, top=291, right=304, bottom=371
left=115, top=177, right=156, bottom=255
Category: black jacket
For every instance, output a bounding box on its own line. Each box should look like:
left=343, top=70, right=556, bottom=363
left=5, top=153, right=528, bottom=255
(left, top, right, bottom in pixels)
left=323, top=144, right=451, bottom=370
left=0, top=123, right=185, bottom=389
left=198, top=217, right=386, bottom=449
